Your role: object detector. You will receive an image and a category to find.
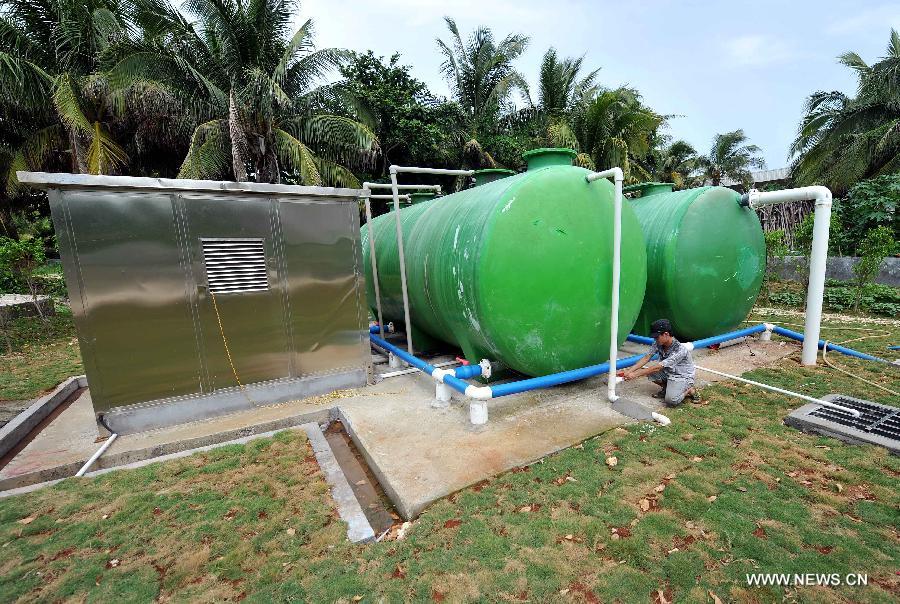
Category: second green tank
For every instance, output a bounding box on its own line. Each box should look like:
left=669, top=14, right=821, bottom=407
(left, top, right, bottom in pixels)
left=362, top=148, right=648, bottom=376
left=627, top=183, right=765, bottom=340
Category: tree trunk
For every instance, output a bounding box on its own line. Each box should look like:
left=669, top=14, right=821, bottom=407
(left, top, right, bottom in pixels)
left=228, top=91, right=249, bottom=182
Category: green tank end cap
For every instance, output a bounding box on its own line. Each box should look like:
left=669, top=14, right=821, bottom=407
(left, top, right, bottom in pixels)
left=472, top=168, right=516, bottom=186
left=409, top=191, right=438, bottom=203
left=623, top=182, right=675, bottom=196
left=522, top=147, right=577, bottom=171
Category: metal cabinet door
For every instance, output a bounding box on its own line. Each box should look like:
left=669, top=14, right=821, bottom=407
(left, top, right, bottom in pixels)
left=278, top=199, right=369, bottom=376
left=180, top=194, right=292, bottom=391
left=54, top=190, right=203, bottom=411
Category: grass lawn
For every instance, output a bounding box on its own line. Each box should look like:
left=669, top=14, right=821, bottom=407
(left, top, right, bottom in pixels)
left=0, top=311, right=898, bottom=602
left=0, top=308, right=82, bottom=401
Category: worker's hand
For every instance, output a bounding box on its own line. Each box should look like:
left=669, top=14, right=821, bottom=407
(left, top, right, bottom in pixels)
left=621, top=371, right=634, bottom=381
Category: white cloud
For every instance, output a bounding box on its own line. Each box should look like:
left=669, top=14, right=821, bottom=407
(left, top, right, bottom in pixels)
left=825, top=4, right=900, bottom=35
left=722, top=35, right=796, bottom=67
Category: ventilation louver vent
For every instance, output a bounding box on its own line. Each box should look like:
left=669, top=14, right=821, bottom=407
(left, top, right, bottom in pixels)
left=785, top=394, right=899, bottom=454
left=201, top=238, right=269, bottom=294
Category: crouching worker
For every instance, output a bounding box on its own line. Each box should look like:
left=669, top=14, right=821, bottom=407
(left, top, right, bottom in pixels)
left=621, top=319, right=700, bottom=407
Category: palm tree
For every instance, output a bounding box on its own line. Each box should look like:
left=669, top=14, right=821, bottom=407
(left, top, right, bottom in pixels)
left=516, top=47, right=601, bottom=152
left=644, top=136, right=699, bottom=189
left=569, top=87, right=665, bottom=181
left=790, top=29, right=900, bottom=194
left=110, top=0, right=376, bottom=185
left=0, top=0, right=134, bottom=189
left=436, top=17, right=528, bottom=167
left=697, top=129, right=765, bottom=187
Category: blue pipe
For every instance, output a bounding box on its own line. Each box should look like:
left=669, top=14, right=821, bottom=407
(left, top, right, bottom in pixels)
left=690, top=324, right=767, bottom=349
left=453, top=364, right=484, bottom=379
left=770, top=326, right=884, bottom=362
left=490, top=353, right=646, bottom=398
left=369, top=324, right=382, bottom=334
left=369, top=333, right=483, bottom=379
left=370, top=334, right=437, bottom=374
left=372, top=321, right=889, bottom=404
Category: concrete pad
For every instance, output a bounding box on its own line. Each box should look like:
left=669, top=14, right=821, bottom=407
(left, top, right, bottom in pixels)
left=335, top=374, right=628, bottom=519
left=0, top=388, right=334, bottom=489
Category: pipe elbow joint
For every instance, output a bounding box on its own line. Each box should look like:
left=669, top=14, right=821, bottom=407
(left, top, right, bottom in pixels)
left=465, top=385, right=493, bottom=400
left=388, top=165, right=398, bottom=175
left=809, top=185, right=832, bottom=207
left=432, top=368, right=454, bottom=383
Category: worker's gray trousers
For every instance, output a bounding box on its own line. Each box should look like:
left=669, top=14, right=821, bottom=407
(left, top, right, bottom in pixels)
left=649, top=371, right=693, bottom=407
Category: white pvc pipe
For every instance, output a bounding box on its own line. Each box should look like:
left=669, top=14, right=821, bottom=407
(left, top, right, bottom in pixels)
left=363, top=182, right=441, bottom=192
left=389, top=166, right=474, bottom=176
left=386, top=166, right=476, bottom=355
left=745, top=186, right=832, bottom=365
left=388, top=170, right=415, bottom=355
left=75, top=433, right=118, bottom=476
left=368, top=194, right=411, bottom=200
left=362, top=192, right=386, bottom=337
left=586, top=167, right=624, bottom=403
left=695, top=365, right=860, bottom=417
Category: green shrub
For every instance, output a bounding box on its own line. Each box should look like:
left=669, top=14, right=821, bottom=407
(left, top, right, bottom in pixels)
left=869, top=302, right=900, bottom=317
left=852, top=226, right=896, bottom=310
left=769, top=291, right=803, bottom=307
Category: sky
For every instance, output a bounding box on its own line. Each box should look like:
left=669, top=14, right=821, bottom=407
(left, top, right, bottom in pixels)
left=299, top=0, right=900, bottom=170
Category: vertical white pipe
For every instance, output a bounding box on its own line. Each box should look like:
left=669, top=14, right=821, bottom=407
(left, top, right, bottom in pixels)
left=607, top=172, right=623, bottom=401
left=362, top=191, right=385, bottom=337
left=586, top=167, right=624, bottom=402
left=389, top=168, right=415, bottom=355
left=745, top=186, right=832, bottom=366
left=802, top=197, right=832, bottom=365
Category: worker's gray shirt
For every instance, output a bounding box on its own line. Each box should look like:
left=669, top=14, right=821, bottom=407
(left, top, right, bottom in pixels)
left=648, top=338, right=695, bottom=383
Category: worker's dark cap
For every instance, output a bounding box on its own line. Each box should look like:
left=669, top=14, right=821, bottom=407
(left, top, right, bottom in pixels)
left=650, top=319, right=673, bottom=338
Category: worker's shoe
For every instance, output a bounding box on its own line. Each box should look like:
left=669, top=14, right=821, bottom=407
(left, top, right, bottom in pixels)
left=687, top=388, right=701, bottom=403
left=652, top=389, right=666, bottom=399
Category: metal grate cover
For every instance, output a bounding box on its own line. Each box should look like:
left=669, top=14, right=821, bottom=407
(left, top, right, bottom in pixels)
left=201, top=238, right=269, bottom=294
left=785, top=394, right=900, bottom=455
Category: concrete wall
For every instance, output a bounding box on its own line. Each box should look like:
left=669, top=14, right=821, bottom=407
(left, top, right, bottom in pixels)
left=769, top=256, right=900, bottom=286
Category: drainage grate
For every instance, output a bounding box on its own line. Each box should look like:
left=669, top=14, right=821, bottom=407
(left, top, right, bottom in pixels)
left=785, top=394, right=900, bottom=455
left=201, top=238, right=269, bottom=294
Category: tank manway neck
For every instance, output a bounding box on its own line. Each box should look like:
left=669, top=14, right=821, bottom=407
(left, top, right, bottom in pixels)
left=623, top=182, right=674, bottom=197
left=473, top=168, right=516, bottom=186
left=522, top=147, right=577, bottom=171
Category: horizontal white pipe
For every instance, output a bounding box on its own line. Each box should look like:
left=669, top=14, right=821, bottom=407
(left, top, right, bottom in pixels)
left=585, top=168, right=622, bottom=183
left=368, top=194, right=411, bottom=200
left=377, top=361, right=459, bottom=380
left=695, top=365, right=860, bottom=417
left=363, top=182, right=441, bottom=191
left=75, top=433, right=118, bottom=477
left=744, top=185, right=831, bottom=209
left=390, top=166, right=475, bottom=176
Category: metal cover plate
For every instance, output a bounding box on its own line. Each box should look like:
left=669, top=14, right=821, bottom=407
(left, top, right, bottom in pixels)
left=785, top=394, right=900, bottom=455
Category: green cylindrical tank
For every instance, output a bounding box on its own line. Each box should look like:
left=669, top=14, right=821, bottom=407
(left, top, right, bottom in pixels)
left=627, top=182, right=765, bottom=340
left=362, top=148, right=648, bottom=376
